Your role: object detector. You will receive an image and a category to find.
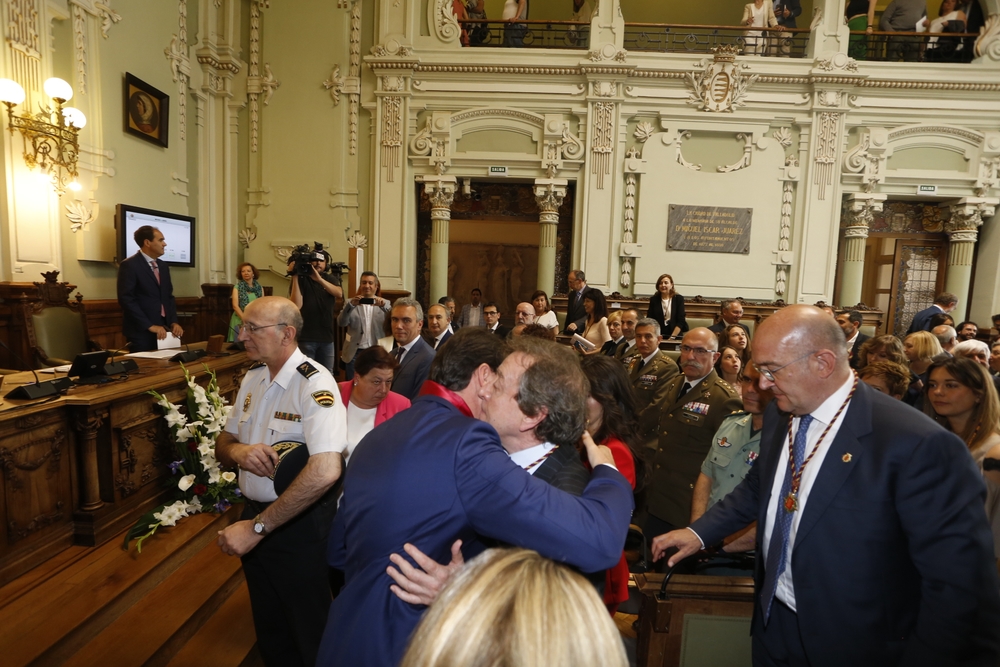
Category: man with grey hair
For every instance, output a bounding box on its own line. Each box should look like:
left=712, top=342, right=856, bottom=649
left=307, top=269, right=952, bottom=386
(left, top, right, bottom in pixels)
left=644, top=327, right=742, bottom=545
left=932, top=324, right=957, bottom=359
left=216, top=296, right=347, bottom=667
left=388, top=297, right=434, bottom=399
left=627, top=317, right=680, bottom=445
left=483, top=336, right=592, bottom=493
left=709, top=299, right=751, bottom=338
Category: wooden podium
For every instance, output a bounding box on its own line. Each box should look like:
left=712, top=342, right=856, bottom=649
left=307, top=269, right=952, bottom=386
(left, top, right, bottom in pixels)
left=0, top=348, right=248, bottom=587
left=634, top=572, right=755, bottom=667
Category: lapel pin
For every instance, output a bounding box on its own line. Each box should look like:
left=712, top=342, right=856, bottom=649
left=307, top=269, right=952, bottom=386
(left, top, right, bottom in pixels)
left=842, top=453, right=852, bottom=463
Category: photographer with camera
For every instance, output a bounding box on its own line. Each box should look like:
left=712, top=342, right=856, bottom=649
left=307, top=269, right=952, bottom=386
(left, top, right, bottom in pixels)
left=339, top=271, right=391, bottom=380
left=287, top=243, right=344, bottom=374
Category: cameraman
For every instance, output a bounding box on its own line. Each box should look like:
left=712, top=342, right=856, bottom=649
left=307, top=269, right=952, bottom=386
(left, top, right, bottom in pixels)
left=288, top=247, right=343, bottom=374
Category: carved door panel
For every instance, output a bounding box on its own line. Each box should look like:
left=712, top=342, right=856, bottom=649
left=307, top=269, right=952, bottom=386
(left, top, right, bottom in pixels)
left=0, top=413, right=73, bottom=554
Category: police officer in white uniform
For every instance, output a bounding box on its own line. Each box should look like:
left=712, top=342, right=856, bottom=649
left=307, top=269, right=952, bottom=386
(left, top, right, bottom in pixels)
left=216, top=296, right=347, bottom=667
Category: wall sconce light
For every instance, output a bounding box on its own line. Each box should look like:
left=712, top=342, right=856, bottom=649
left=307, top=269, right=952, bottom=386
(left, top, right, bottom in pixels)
left=0, top=77, right=86, bottom=195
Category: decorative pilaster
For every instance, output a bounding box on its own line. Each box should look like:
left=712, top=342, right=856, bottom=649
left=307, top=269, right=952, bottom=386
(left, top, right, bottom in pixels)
left=73, top=408, right=107, bottom=511
left=419, top=176, right=457, bottom=302
left=945, top=198, right=996, bottom=313
left=839, top=193, right=885, bottom=306
left=533, top=179, right=568, bottom=294
left=620, top=146, right=647, bottom=289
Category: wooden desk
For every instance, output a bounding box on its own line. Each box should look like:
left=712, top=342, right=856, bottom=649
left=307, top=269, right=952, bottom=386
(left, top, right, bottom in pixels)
left=0, top=350, right=248, bottom=587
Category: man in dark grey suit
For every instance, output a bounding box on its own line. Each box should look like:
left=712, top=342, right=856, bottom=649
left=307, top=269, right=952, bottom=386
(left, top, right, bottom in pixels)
left=653, top=305, right=1000, bottom=666
left=388, top=297, right=434, bottom=400
left=562, top=269, right=589, bottom=334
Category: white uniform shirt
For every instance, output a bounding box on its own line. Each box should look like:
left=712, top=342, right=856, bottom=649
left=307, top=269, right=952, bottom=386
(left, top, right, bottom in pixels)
left=226, top=348, right=347, bottom=502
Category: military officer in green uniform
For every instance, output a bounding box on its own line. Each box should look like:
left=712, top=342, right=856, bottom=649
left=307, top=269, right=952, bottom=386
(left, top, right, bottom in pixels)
left=689, top=361, right=774, bottom=553
left=626, top=318, right=680, bottom=445
left=644, top=327, right=742, bottom=546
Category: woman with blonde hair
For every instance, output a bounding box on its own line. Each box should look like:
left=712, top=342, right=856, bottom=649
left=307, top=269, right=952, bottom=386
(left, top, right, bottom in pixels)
left=924, top=356, right=1000, bottom=557
left=400, top=548, right=628, bottom=667
left=903, top=330, right=944, bottom=407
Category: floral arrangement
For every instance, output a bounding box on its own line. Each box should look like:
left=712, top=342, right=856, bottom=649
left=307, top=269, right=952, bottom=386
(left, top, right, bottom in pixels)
left=123, top=364, right=239, bottom=552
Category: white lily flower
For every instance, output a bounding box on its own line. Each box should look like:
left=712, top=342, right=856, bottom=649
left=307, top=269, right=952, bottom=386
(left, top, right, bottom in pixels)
left=207, top=467, right=222, bottom=484
left=197, top=440, right=214, bottom=457
left=201, top=455, right=218, bottom=471
left=164, top=409, right=187, bottom=429
left=221, top=471, right=236, bottom=483
left=187, top=496, right=203, bottom=513
left=178, top=474, right=195, bottom=491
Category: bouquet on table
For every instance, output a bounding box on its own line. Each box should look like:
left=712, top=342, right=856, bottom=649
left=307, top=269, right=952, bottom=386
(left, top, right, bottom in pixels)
left=123, top=364, right=239, bottom=552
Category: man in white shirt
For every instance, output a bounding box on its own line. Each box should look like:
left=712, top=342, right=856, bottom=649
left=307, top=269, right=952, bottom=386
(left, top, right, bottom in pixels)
left=458, top=288, right=485, bottom=329
left=339, top=271, right=391, bottom=379
left=215, top=296, right=347, bottom=667
left=652, top=305, right=1000, bottom=666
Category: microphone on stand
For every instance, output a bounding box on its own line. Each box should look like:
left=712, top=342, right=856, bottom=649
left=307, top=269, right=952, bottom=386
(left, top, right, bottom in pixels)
left=0, top=338, right=72, bottom=400
left=104, top=342, right=139, bottom=376
left=170, top=337, right=207, bottom=363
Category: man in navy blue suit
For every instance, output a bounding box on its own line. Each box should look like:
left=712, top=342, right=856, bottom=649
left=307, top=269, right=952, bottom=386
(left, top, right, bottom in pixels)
left=317, top=329, right=633, bottom=667
left=117, top=225, right=183, bottom=352
left=387, top=297, right=435, bottom=400
left=653, top=305, right=1000, bottom=666
left=907, top=292, right=958, bottom=334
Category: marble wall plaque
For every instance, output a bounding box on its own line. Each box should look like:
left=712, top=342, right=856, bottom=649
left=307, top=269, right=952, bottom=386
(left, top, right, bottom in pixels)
left=667, top=205, right=752, bottom=254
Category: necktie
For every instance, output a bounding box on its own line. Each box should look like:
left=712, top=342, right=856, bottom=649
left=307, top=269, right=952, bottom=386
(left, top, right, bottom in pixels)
left=762, top=413, right=814, bottom=623
left=150, top=261, right=165, bottom=317
left=679, top=382, right=692, bottom=400
left=394, top=346, right=405, bottom=363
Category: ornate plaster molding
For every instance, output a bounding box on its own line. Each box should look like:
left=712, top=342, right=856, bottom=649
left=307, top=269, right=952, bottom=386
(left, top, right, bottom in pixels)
left=774, top=155, right=799, bottom=295
left=717, top=133, right=753, bottom=173
left=773, top=126, right=792, bottom=148
left=588, top=44, right=628, bottom=62
left=975, top=13, right=1000, bottom=60
left=238, top=228, right=256, bottom=248
left=69, top=0, right=122, bottom=95
left=634, top=121, right=655, bottom=143
left=346, top=230, right=368, bottom=249
left=380, top=76, right=404, bottom=182
left=591, top=101, right=616, bottom=188
left=65, top=200, right=97, bottom=233
left=324, top=65, right=345, bottom=105
left=165, top=0, right=190, bottom=142
left=347, top=1, right=361, bottom=154
left=814, top=53, right=858, bottom=73
left=685, top=46, right=757, bottom=113
left=675, top=131, right=702, bottom=172
left=813, top=112, right=841, bottom=200
left=843, top=127, right=888, bottom=193
left=428, top=0, right=460, bottom=43
left=247, top=0, right=268, bottom=153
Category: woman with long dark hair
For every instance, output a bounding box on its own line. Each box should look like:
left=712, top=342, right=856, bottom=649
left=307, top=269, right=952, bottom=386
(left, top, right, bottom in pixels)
left=924, top=356, right=1000, bottom=557
left=579, top=288, right=611, bottom=352
left=580, top=354, right=645, bottom=613
left=646, top=273, right=688, bottom=339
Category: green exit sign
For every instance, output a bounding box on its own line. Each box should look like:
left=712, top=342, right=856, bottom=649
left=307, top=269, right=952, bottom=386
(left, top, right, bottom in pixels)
left=489, top=166, right=508, bottom=176
left=918, top=184, right=937, bottom=194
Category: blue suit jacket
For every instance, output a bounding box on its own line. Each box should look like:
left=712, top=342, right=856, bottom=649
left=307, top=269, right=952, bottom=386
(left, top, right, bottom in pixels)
left=907, top=304, right=944, bottom=334
left=318, top=394, right=634, bottom=667
left=390, top=336, right=435, bottom=400
left=117, top=252, right=179, bottom=351
left=690, top=382, right=1000, bottom=666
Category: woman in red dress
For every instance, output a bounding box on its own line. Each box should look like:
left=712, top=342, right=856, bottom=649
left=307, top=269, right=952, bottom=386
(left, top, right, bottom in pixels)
left=580, top=354, right=646, bottom=614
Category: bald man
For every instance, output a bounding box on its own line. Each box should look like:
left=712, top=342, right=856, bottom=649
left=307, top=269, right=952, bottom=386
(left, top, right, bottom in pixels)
left=652, top=305, right=1000, bottom=667
left=514, top=302, right=535, bottom=326
left=215, top=296, right=347, bottom=667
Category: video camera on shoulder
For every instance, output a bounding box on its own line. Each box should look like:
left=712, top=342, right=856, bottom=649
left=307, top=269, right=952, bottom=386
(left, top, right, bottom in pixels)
left=287, top=242, right=349, bottom=284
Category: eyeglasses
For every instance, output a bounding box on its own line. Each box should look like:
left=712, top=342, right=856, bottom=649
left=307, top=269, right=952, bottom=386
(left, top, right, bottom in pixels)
left=754, top=350, right=816, bottom=382
left=484, top=311, right=499, bottom=316
left=679, top=345, right=714, bottom=357
left=239, top=322, right=287, bottom=335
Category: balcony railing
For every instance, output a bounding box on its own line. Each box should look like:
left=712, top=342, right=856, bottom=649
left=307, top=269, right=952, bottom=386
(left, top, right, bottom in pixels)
left=624, top=23, right=811, bottom=58
left=848, top=30, right=978, bottom=63
left=459, top=19, right=591, bottom=49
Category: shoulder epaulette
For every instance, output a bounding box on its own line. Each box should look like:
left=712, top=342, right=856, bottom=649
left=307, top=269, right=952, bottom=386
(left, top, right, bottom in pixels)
left=297, top=360, right=320, bottom=379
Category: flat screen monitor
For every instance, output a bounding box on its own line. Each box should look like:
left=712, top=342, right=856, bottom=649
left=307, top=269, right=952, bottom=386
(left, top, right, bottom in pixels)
left=116, top=204, right=196, bottom=267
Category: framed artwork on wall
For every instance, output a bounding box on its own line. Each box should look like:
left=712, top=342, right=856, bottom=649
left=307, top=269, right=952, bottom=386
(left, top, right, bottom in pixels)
left=124, top=73, right=169, bottom=147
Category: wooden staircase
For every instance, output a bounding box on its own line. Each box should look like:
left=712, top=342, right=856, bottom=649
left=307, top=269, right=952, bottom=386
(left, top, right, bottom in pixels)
left=0, top=506, right=263, bottom=667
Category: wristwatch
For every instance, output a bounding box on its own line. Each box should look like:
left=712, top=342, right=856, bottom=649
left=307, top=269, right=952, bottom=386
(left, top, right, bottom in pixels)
left=252, top=514, right=268, bottom=536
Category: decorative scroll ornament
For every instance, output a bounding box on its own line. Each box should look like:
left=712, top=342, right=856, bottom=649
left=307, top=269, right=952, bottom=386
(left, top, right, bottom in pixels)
left=324, top=65, right=345, bottom=106
left=346, top=230, right=368, bottom=249
left=717, top=133, right=753, bottom=173
left=810, top=7, right=823, bottom=29
left=65, top=200, right=97, bottom=233
left=70, top=0, right=123, bottom=94
left=541, top=117, right=585, bottom=178
left=676, top=131, right=702, bottom=171
left=260, top=64, right=279, bottom=105
left=685, top=46, right=757, bottom=113
left=95, top=1, right=122, bottom=38
left=773, top=126, right=792, bottom=149
left=634, top=121, right=655, bottom=143
left=588, top=44, right=628, bottom=62
left=977, top=156, right=1000, bottom=196
left=842, top=128, right=888, bottom=194
left=975, top=13, right=1000, bottom=59
left=238, top=228, right=256, bottom=248
left=164, top=0, right=190, bottom=141
left=409, top=113, right=451, bottom=175
left=429, top=0, right=461, bottom=42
